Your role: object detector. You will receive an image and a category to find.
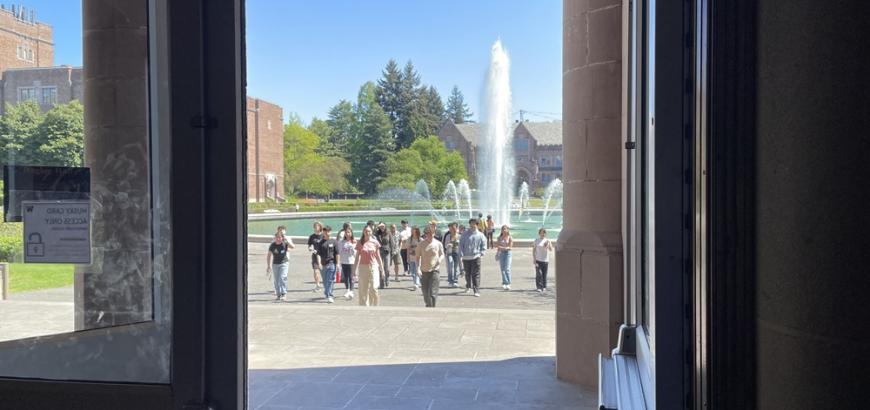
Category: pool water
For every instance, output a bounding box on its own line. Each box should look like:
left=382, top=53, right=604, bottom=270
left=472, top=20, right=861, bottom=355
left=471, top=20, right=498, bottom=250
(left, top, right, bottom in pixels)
left=248, top=212, right=562, bottom=240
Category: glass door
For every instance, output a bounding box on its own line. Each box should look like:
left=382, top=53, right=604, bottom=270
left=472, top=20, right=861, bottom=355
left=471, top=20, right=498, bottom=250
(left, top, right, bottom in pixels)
left=0, top=0, right=246, bottom=408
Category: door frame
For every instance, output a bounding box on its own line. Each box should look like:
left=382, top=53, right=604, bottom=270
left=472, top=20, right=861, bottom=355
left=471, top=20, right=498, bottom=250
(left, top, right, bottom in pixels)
left=0, top=0, right=247, bottom=408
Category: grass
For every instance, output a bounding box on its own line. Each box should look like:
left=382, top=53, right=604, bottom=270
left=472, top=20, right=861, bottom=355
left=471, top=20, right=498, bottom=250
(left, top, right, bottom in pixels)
left=6, top=263, right=75, bottom=293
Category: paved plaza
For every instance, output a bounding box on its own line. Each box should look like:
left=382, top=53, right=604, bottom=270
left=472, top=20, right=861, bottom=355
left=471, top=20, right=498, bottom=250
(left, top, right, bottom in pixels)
left=0, top=242, right=595, bottom=409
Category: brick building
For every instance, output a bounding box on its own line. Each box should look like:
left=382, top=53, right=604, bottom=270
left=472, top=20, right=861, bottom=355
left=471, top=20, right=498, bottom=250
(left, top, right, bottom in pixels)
left=246, top=97, right=284, bottom=202
left=0, top=4, right=52, bottom=72
left=0, top=65, right=82, bottom=113
left=0, top=4, right=80, bottom=114
left=437, top=120, right=563, bottom=191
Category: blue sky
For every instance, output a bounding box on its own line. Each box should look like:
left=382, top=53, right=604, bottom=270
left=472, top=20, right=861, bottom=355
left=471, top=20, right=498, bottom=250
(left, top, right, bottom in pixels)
left=247, top=0, right=562, bottom=123
left=19, top=1, right=562, bottom=124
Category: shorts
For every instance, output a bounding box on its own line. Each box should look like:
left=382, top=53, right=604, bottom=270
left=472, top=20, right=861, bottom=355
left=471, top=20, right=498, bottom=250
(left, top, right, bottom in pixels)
left=391, top=253, right=402, bottom=266
left=311, top=253, right=320, bottom=270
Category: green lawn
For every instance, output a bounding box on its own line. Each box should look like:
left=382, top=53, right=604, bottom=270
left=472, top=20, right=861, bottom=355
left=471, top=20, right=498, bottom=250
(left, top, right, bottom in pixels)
left=6, top=263, right=75, bottom=293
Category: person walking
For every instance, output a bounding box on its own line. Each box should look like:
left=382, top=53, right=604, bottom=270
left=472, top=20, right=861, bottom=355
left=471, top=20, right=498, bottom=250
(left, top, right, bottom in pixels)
left=534, top=228, right=555, bottom=292
left=317, top=226, right=338, bottom=303
left=406, top=226, right=423, bottom=291
left=485, top=215, right=495, bottom=249
left=376, top=223, right=392, bottom=288
left=266, top=232, right=294, bottom=301
left=399, top=220, right=411, bottom=275
left=427, top=220, right=444, bottom=242
left=457, top=224, right=467, bottom=278
left=307, top=221, right=324, bottom=291
left=416, top=225, right=444, bottom=307
left=389, top=224, right=403, bottom=283
left=338, top=226, right=357, bottom=300
left=496, top=225, right=513, bottom=290
left=459, top=218, right=487, bottom=297
left=442, top=223, right=462, bottom=288
left=354, top=226, right=384, bottom=306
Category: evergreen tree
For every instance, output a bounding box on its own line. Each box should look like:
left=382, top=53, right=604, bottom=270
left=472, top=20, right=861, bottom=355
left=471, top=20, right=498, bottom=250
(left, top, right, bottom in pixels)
left=408, top=87, right=445, bottom=143
left=425, top=85, right=446, bottom=123
left=446, top=85, right=474, bottom=124
left=375, top=59, right=402, bottom=140
left=355, top=81, right=379, bottom=122
left=325, top=100, right=355, bottom=157
left=351, top=102, right=394, bottom=194
left=395, top=60, right=423, bottom=149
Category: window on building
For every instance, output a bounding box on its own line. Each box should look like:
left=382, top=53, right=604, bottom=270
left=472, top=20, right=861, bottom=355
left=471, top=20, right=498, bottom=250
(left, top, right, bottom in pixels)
left=42, top=87, right=58, bottom=106
left=17, top=45, right=34, bottom=62
left=555, top=157, right=562, bottom=166
left=267, top=120, right=272, bottom=130
left=541, top=158, right=549, bottom=166
left=18, top=87, right=38, bottom=102
left=446, top=141, right=456, bottom=150
left=514, top=138, right=529, bottom=151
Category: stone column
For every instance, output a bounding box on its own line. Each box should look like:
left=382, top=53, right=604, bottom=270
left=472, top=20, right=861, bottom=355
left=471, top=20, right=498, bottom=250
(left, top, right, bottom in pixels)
left=75, top=0, right=151, bottom=330
left=556, top=0, right=624, bottom=386
left=755, top=0, right=869, bottom=406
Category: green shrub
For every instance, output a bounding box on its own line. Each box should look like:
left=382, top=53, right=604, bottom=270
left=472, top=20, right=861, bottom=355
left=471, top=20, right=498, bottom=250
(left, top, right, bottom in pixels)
left=0, top=223, right=23, bottom=262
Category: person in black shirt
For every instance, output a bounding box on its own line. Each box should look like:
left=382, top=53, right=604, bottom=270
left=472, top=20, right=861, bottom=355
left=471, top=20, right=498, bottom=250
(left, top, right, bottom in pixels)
left=317, top=226, right=338, bottom=303
left=376, top=223, right=392, bottom=288
left=266, top=233, right=295, bottom=301
left=307, top=221, right=324, bottom=292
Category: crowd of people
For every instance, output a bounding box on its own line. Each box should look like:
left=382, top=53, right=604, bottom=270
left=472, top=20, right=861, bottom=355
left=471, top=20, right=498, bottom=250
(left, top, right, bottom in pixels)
left=266, top=217, right=555, bottom=307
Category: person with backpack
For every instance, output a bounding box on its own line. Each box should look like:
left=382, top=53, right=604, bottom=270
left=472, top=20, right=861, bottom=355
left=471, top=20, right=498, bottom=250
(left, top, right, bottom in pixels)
left=317, top=226, right=338, bottom=303
left=442, top=222, right=462, bottom=288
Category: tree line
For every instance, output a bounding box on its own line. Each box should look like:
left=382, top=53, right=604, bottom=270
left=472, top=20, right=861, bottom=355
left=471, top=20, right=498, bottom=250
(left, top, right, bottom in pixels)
left=0, top=101, right=84, bottom=167
left=284, top=59, right=474, bottom=197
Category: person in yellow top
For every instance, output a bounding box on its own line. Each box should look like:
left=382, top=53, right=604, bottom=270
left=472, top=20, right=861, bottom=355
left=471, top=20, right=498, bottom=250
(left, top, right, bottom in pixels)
left=415, top=225, right=445, bottom=308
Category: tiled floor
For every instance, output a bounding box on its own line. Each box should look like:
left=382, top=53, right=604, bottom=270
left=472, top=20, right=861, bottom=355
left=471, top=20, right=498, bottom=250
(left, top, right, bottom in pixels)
left=249, top=357, right=597, bottom=410
left=0, top=243, right=597, bottom=408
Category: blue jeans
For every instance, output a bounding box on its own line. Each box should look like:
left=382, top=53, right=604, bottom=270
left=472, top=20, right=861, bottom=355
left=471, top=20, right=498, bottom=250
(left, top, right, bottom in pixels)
left=446, top=253, right=461, bottom=285
left=322, top=263, right=336, bottom=298
left=409, top=261, right=421, bottom=287
left=272, top=262, right=288, bottom=296
left=498, top=251, right=512, bottom=285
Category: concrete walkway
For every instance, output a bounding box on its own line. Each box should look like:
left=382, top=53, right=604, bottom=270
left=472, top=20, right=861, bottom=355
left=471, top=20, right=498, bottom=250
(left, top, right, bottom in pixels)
left=0, top=243, right=595, bottom=409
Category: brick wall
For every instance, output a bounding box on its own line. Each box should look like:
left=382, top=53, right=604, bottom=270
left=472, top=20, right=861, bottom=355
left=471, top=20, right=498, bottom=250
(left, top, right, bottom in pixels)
left=246, top=97, right=284, bottom=202
left=0, top=66, right=81, bottom=113
left=0, top=8, right=53, bottom=73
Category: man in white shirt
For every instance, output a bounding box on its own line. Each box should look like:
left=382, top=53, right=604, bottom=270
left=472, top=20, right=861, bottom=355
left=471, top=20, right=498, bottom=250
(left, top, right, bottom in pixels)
left=416, top=225, right=444, bottom=307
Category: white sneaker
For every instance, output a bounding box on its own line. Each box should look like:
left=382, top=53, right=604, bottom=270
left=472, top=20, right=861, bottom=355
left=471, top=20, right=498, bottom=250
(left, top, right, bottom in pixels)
left=537, top=288, right=543, bottom=293
left=450, top=283, right=457, bottom=288
left=464, top=288, right=471, bottom=294
left=474, top=292, right=481, bottom=297
left=502, top=284, right=507, bottom=290
left=506, top=285, right=511, bottom=291
left=327, top=297, right=334, bottom=303
left=348, top=291, right=354, bottom=300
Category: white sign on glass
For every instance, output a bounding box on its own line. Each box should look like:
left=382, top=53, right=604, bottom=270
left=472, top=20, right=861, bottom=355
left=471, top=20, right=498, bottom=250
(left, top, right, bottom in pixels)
left=22, top=200, right=91, bottom=264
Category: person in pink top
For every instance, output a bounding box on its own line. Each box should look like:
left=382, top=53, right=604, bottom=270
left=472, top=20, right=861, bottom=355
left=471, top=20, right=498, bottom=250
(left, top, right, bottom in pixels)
left=353, top=226, right=385, bottom=306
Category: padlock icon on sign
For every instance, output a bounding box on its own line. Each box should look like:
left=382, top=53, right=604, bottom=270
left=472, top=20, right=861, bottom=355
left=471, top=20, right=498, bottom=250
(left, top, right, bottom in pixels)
left=27, top=233, right=45, bottom=257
